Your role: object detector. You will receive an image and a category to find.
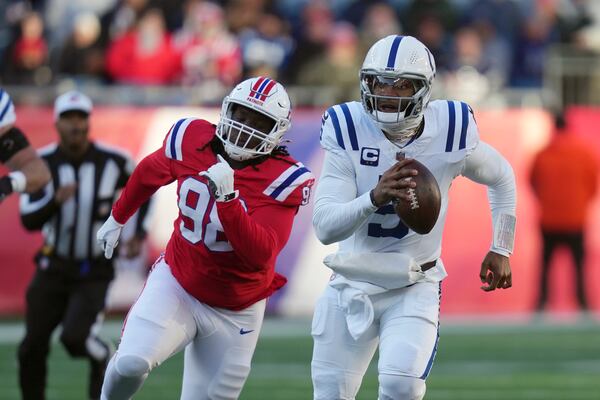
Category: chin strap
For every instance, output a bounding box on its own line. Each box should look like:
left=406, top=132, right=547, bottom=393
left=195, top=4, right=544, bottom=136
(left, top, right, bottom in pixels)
left=382, top=116, right=423, bottom=145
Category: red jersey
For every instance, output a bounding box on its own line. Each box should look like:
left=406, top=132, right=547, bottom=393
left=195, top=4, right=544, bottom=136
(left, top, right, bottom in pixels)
left=112, top=118, right=314, bottom=310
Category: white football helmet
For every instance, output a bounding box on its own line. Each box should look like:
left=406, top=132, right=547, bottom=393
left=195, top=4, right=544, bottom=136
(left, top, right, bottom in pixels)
left=216, top=77, right=291, bottom=161
left=360, top=35, right=436, bottom=142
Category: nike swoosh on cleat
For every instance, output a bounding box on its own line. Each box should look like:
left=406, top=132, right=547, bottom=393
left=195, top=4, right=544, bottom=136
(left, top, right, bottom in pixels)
left=239, top=328, right=254, bottom=335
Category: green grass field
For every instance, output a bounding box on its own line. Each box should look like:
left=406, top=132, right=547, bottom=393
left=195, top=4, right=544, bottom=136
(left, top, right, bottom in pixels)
left=1, top=318, right=599, bottom=399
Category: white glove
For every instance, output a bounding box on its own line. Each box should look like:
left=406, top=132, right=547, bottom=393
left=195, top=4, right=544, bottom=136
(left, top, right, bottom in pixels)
left=199, top=154, right=239, bottom=202
left=96, top=213, right=124, bottom=259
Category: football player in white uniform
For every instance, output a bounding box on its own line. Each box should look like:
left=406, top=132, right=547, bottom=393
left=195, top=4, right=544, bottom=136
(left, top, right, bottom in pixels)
left=311, top=35, right=516, bottom=399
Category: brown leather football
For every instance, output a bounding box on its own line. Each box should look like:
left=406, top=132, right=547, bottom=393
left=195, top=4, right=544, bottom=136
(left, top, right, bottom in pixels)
left=393, top=159, right=441, bottom=234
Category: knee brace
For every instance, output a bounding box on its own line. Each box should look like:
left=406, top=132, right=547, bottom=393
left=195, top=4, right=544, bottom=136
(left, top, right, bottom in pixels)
left=115, top=354, right=151, bottom=378
left=378, top=374, right=426, bottom=400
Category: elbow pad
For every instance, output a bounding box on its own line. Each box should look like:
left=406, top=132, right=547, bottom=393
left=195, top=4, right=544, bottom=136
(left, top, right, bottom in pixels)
left=0, top=127, right=30, bottom=163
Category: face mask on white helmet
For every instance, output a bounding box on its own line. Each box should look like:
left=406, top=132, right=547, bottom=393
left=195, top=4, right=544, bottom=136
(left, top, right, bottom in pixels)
left=360, top=35, right=436, bottom=143
left=216, top=77, right=292, bottom=161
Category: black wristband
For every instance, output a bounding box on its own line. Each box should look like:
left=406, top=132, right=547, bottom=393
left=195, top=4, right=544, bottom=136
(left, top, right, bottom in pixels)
left=369, top=189, right=377, bottom=207
left=0, top=126, right=30, bottom=163
left=0, top=175, right=13, bottom=197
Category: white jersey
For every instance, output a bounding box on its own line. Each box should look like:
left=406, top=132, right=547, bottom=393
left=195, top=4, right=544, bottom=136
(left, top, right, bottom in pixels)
left=318, top=100, right=478, bottom=265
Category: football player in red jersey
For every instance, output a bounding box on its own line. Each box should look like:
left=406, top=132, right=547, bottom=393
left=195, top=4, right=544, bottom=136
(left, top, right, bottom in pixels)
left=96, top=77, right=314, bottom=399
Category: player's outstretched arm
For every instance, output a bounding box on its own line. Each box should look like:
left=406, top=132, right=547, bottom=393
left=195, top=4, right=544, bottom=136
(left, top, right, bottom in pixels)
left=111, top=148, right=175, bottom=224
left=462, top=141, right=516, bottom=291
left=98, top=148, right=175, bottom=259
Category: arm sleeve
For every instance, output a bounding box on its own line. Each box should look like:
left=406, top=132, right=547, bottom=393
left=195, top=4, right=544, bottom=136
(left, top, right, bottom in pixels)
left=216, top=198, right=297, bottom=269
left=0, top=127, right=51, bottom=192
left=461, top=141, right=517, bottom=256
left=0, top=127, right=29, bottom=163
left=19, top=182, right=58, bottom=230
left=133, top=199, right=153, bottom=238
left=117, top=152, right=153, bottom=238
left=112, top=148, right=175, bottom=224
left=312, top=150, right=377, bottom=245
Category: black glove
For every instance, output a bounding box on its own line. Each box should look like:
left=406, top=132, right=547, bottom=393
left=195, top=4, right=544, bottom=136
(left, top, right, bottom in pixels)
left=0, top=175, right=13, bottom=202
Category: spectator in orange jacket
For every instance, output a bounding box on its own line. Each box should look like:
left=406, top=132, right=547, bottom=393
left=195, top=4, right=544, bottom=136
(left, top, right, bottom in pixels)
left=530, top=112, right=599, bottom=312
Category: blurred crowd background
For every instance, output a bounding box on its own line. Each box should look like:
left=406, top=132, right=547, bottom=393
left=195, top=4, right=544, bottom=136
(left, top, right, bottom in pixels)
left=2, top=0, right=600, bottom=108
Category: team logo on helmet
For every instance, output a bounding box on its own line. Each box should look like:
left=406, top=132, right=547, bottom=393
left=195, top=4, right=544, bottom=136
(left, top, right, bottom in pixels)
left=247, top=77, right=278, bottom=105
left=217, top=77, right=292, bottom=161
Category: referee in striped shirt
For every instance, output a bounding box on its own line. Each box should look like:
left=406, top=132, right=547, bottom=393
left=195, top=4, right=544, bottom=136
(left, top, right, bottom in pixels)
left=17, top=91, right=151, bottom=400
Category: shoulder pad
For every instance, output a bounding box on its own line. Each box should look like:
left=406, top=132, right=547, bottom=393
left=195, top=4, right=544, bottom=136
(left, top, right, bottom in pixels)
left=319, top=103, right=361, bottom=152
left=163, top=118, right=214, bottom=162
left=442, top=101, right=479, bottom=154
left=263, top=162, right=314, bottom=205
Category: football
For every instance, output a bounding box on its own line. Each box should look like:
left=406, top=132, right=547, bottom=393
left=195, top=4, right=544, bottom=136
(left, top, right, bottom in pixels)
left=393, top=159, right=441, bottom=234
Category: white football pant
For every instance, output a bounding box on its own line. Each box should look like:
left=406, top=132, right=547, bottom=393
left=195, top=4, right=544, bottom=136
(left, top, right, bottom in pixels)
left=311, top=282, right=440, bottom=400
left=101, top=258, right=265, bottom=400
